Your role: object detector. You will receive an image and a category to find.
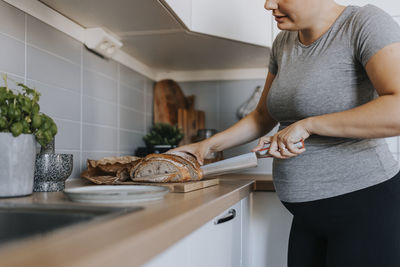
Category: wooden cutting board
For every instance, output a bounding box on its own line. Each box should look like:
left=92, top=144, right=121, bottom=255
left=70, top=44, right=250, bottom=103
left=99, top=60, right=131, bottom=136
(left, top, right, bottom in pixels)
left=153, top=79, right=186, bottom=125
left=178, top=97, right=205, bottom=145
left=114, top=178, right=219, bottom=193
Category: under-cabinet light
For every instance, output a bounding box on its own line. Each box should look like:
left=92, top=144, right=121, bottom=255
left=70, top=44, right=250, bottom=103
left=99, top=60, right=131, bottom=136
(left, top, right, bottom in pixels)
left=84, top=27, right=122, bottom=58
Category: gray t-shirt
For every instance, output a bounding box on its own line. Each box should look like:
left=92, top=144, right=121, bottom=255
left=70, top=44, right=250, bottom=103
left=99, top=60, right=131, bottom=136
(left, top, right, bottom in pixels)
left=267, top=5, right=400, bottom=203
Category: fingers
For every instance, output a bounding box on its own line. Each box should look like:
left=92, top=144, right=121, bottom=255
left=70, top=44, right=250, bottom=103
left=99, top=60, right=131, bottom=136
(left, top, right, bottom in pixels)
left=167, top=144, right=206, bottom=165
left=268, top=135, right=306, bottom=159
left=251, top=136, right=272, bottom=152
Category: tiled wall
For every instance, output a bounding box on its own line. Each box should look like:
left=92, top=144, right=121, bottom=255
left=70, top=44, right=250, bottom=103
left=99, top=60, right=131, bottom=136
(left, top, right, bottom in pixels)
left=180, top=79, right=400, bottom=174
left=0, top=1, right=153, bottom=178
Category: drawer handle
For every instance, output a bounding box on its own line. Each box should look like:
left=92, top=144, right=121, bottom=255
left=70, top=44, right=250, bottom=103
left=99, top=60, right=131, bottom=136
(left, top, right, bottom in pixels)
left=214, top=209, right=236, bottom=225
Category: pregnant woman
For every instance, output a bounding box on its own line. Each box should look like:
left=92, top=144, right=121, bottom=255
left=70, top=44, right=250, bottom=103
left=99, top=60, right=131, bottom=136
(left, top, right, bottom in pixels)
left=172, top=0, right=400, bottom=266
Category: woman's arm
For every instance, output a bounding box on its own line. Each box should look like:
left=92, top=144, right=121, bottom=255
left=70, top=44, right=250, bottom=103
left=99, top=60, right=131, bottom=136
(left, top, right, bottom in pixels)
left=305, top=43, right=400, bottom=138
left=267, top=43, right=400, bottom=159
left=170, top=72, right=278, bottom=164
left=207, top=72, right=278, bottom=151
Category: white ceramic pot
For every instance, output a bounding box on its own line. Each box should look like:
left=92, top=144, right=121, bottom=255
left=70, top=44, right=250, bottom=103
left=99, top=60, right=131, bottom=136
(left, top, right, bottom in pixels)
left=0, top=133, right=36, bottom=197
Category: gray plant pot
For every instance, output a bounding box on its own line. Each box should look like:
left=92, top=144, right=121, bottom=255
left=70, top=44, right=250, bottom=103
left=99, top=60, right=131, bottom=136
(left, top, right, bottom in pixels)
left=0, top=133, right=36, bottom=197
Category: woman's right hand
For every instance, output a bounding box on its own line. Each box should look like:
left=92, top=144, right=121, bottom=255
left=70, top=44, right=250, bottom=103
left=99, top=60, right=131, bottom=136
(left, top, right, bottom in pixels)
left=168, top=140, right=212, bottom=165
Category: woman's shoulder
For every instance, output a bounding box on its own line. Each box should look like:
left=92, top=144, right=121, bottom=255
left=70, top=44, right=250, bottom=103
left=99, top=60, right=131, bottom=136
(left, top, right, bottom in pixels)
left=350, top=4, right=393, bottom=26
left=347, top=4, right=400, bottom=67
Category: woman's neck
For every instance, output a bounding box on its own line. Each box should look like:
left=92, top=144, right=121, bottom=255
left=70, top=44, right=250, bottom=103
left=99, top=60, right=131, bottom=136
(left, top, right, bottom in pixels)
left=298, top=4, right=346, bottom=45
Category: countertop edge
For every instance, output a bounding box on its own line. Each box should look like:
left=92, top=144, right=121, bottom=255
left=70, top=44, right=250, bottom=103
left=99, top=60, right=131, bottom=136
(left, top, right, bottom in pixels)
left=0, top=179, right=254, bottom=267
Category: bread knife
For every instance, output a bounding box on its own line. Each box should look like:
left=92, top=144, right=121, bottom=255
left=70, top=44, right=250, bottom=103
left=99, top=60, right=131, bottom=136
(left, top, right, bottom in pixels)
left=200, top=140, right=305, bottom=177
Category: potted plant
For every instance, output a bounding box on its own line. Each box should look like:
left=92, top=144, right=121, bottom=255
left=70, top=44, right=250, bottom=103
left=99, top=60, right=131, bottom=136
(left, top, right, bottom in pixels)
left=136, top=123, right=183, bottom=156
left=0, top=75, right=57, bottom=197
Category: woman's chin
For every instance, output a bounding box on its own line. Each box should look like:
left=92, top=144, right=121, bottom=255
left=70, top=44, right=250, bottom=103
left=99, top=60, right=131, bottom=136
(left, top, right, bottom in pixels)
left=277, top=22, right=296, bottom=31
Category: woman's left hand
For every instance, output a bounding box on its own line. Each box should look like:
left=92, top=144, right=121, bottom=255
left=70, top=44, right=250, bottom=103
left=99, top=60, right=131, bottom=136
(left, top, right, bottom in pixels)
left=262, top=119, right=311, bottom=159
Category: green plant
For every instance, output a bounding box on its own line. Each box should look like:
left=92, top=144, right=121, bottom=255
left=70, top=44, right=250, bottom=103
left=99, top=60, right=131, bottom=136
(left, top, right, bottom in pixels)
left=143, top=123, right=183, bottom=147
left=0, top=74, right=57, bottom=147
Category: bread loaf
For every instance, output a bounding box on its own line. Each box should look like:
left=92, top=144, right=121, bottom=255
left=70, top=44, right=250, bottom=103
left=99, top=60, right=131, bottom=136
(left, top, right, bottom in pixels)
left=165, top=151, right=202, bottom=180
left=81, top=153, right=202, bottom=184
left=132, top=152, right=202, bottom=182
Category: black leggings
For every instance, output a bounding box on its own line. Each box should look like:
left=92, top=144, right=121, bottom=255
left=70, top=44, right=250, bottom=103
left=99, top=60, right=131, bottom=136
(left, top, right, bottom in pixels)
left=282, top=171, right=400, bottom=267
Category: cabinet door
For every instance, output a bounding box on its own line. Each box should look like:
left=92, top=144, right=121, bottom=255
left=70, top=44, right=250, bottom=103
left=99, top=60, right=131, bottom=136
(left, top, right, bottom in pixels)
left=335, top=0, right=400, bottom=16
left=142, top=234, right=190, bottom=267
left=191, top=0, right=272, bottom=47
left=189, top=201, right=242, bottom=267
left=241, top=196, right=251, bottom=267
left=142, top=198, right=247, bottom=267
left=249, top=192, right=293, bottom=267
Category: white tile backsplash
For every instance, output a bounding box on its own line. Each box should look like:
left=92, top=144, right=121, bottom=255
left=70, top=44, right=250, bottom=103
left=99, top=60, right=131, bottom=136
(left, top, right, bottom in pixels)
left=120, top=107, right=145, bottom=132
left=27, top=45, right=81, bottom=92
left=0, top=1, right=25, bottom=41
left=83, top=69, right=118, bottom=103
left=54, top=119, right=81, bottom=151
left=0, top=6, right=153, bottom=178
left=119, top=64, right=145, bottom=91
left=0, top=33, right=25, bottom=77
left=27, top=79, right=81, bottom=121
left=180, top=81, right=220, bottom=130
left=119, top=130, right=144, bottom=153
left=120, top=83, right=145, bottom=111
left=83, top=96, right=118, bottom=127
left=145, top=94, right=153, bottom=114
left=27, top=16, right=81, bottom=64
left=83, top=48, right=117, bottom=79
left=82, top=124, right=118, bottom=152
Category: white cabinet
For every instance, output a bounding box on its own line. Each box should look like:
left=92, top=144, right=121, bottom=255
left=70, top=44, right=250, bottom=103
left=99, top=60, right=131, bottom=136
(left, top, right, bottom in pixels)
left=162, top=0, right=272, bottom=47
left=249, top=192, right=293, bottom=267
left=191, top=0, right=272, bottom=47
left=143, top=197, right=250, bottom=267
left=190, top=201, right=242, bottom=267
left=335, top=0, right=400, bottom=16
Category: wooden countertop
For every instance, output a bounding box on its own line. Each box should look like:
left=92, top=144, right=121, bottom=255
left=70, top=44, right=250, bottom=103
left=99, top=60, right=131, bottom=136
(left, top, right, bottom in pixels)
left=223, top=173, right=274, bottom=191
left=0, top=176, right=259, bottom=267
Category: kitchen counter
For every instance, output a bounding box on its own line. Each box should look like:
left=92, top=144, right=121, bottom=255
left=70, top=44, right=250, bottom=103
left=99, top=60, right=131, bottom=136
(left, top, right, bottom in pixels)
left=0, top=174, right=276, bottom=267
left=227, top=173, right=274, bottom=191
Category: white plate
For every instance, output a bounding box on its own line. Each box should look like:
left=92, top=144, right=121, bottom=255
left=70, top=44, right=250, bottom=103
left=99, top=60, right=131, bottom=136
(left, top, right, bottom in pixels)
left=64, top=185, right=169, bottom=204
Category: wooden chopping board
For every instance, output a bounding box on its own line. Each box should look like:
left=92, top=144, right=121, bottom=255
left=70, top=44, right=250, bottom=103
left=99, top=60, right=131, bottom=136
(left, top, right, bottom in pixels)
left=178, top=95, right=205, bottom=145
left=154, top=79, right=186, bottom=125
left=153, top=81, right=205, bottom=144
left=105, top=178, right=219, bottom=193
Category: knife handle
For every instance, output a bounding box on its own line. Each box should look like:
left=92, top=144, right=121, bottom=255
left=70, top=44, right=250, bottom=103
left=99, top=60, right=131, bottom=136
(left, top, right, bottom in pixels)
left=256, top=140, right=305, bottom=158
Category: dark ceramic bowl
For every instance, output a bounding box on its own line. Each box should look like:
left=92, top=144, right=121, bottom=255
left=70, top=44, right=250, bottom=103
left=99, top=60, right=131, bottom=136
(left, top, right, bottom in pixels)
left=34, top=153, right=73, bottom=192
